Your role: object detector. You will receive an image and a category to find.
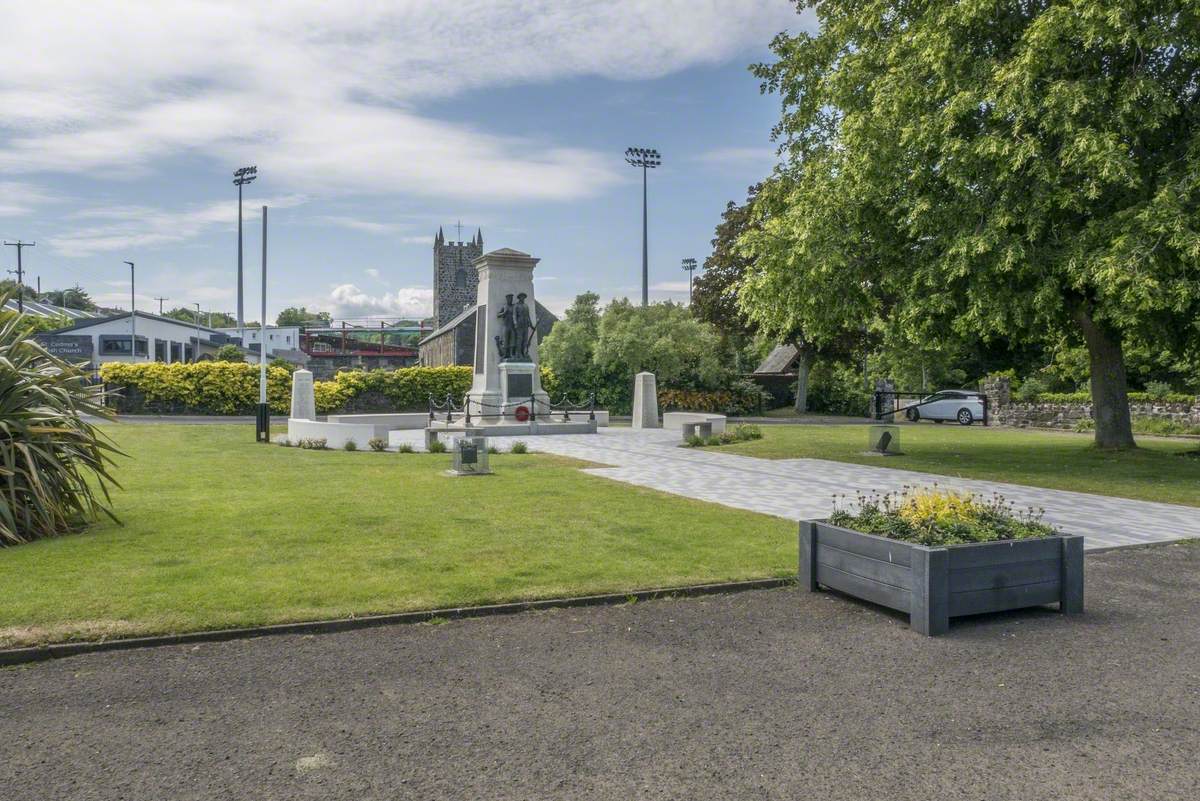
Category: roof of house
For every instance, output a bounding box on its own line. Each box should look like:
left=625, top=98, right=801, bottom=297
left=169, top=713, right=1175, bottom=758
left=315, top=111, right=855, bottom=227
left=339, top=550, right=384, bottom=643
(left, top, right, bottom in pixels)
left=40, top=310, right=228, bottom=337
left=754, top=344, right=801, bottom=375
left=3, top=298, right=104, bottom=320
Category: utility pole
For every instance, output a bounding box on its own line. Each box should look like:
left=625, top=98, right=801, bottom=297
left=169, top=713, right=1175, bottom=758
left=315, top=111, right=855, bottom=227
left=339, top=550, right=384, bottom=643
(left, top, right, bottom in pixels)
left=233, top=165, right=257, bottom=349
left=36, top=276, right=40, bottom=295
left=123, top=261, right=136, bottom=359
left=154, top=296, right=170, bottom=315
left=624, top=148, right=660, bottom=307
left=3, top=240, right=35, bottom=313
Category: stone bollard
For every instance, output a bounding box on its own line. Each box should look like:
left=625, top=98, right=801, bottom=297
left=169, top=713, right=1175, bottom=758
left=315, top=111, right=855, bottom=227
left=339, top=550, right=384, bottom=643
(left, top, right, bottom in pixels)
left=632, top=372, right=660, bottom=429
left=290, top=369, right=315, bottom=420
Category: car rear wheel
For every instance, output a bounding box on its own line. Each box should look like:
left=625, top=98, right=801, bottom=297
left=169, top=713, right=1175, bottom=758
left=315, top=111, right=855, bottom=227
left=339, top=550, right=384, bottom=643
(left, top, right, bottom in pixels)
left=957, top=408, right=974, bottom=425
left=906, top=407, right=920, bottom=422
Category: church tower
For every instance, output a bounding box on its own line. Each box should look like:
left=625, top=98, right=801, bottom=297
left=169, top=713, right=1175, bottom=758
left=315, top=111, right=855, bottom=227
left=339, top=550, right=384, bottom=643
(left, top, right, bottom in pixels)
left=432, top=226, right=483, bottom=329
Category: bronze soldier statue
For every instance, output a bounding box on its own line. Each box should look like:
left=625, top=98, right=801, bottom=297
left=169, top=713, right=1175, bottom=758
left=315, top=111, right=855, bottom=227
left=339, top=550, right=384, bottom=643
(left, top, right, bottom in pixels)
left=512, top=293, right=535, bottom=361
left=495, top=293, right=517, bottom=360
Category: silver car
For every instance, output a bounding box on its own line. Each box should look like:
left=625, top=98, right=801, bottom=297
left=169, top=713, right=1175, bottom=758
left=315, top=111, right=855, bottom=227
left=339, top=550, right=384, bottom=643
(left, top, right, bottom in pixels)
left=904, top=390, right=985, bottom=425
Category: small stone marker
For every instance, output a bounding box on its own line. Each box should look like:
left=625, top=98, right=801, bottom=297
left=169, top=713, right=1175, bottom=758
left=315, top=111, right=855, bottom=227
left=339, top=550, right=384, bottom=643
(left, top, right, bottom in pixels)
left=632, top=372, right=660, bottom=429
left=866, top=424, right=902, bottom=455
left=290, top=369, right=315, bottom=421
left=448, top=435, right=491, bottom=476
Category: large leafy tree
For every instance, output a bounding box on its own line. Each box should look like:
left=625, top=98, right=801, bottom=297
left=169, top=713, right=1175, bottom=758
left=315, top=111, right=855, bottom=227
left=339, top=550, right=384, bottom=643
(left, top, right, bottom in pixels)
left=276, top=306, right=332, bottom=327
left=741, top=0, right=1200, bottom=448
left=41, top=286, right=97, bottom=311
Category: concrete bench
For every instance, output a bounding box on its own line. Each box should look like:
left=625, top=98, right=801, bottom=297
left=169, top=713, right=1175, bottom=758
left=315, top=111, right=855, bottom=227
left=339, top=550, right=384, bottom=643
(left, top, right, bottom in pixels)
left=663, top=411, right=726, bottom=435
left=681, top=421, right=713, bottom=440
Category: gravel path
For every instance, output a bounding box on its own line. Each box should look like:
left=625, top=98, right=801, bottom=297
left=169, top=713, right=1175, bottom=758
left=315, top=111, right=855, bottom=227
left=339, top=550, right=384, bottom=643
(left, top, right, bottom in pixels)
left=3, top=544, right=1198, bottom=801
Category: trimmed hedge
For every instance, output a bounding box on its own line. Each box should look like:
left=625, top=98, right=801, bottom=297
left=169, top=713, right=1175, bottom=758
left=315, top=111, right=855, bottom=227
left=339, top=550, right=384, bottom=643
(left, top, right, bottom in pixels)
left=100, top=363, right=559, bottom=415
left=658, top=385, right=764, bottom=417
left=1031, top=391, right=1196, bottom=405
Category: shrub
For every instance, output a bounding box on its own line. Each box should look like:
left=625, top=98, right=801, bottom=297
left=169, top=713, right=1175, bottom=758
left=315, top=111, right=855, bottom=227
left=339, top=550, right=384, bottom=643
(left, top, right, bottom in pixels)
left=0, top=297, right=122, bottom=545
left=487, top=445, right=500, bottom=454
left=298, top=437, right=327, bottom=450
left=830, top=487, right=1057, bottom=546
left=1014, top=375, right=1048, bottom=402
left=510, top=441, right=528, bottom=454
left=1144, top=381, right=1172, bottom=401
left=274, top=435, right=293, bottom=447
left=1073, top=418, right=1095, bottom=433
left=99, top=362, right=473, bottom=416
left=367, top=437, right=387, bottom=452
left=733, top=424, right=763, bottom=441
left=684, top=434, right=705, bottom=447
left=214, top=344, right=245, bottom=362
left=427, top=440, right=447, bottom=453
left=704, top=436, right=722, bottom=446
left=658, top=382, right=767, bottom=417
left=343, top=440, right=358, bottom=451
left=717, top=430, right=739, bottom=445
left=397, top=442, right=415, bottom=453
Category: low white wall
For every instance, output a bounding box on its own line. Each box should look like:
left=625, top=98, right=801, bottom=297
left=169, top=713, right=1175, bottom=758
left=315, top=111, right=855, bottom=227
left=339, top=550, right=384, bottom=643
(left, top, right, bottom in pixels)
left=662, top=412, right=726, bottom=434
left=287, top=419, right=378, bottom=449
left=326, top=413, right=428, bottom=430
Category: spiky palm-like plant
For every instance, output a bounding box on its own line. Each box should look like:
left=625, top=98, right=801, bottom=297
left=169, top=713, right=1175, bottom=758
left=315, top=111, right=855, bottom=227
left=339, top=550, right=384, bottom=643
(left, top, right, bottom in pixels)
left=0, top=296, right=121, bottom=545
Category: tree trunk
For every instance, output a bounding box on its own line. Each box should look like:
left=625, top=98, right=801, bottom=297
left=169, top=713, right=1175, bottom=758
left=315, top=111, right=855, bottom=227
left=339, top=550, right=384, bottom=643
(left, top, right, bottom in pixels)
left=793, top=346, right=811, bottom=414
left=1073, top=307, right=1135, bottom=450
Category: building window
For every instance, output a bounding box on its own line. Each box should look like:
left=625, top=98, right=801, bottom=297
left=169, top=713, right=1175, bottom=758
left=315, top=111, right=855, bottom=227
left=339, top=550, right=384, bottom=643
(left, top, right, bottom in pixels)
left=155, top=340, right=166, bottom=362
left=454, top=269, right=467, bottom=289
left=170, top=342, right=182, bottom=362
left=100, top=336, right=147, bottom=356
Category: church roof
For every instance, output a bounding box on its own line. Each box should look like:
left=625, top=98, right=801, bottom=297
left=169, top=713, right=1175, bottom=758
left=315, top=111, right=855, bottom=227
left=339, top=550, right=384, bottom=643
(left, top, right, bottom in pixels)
left=754, top=344, right=801, bottom=374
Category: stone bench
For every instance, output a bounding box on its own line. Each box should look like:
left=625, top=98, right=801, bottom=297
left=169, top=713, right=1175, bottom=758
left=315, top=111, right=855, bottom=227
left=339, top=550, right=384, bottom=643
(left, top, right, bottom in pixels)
left=663, top=411, right=726, bottom=435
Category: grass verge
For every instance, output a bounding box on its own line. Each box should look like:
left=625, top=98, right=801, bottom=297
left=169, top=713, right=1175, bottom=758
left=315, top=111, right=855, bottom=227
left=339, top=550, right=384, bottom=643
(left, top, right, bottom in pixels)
left=0, top=425, right=794, bottom=648
left=720, top=424, right=1200, bottom=507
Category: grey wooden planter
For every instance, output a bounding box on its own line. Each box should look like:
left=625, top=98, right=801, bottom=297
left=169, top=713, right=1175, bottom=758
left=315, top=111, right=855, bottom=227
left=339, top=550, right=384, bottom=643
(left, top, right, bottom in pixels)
left=800, top=521, right=1084, bottom=635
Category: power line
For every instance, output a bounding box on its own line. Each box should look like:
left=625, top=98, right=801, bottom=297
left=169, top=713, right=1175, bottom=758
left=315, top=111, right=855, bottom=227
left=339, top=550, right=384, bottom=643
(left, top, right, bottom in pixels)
left=154, top=296, right=170, bottom=314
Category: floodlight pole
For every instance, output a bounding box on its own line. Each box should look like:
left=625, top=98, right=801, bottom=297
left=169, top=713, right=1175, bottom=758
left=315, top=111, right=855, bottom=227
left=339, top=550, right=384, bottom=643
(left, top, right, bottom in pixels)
left=233, top=165, right=257, bottom=351
left=3, top=240, right=34, bottom=313
left=625, top=147, right=660, bottom=307
left=124, top=261, right=136, bottom=360
left=256, top=205, right=269, bottom=442
left=681, top=258, right=697, bottom=304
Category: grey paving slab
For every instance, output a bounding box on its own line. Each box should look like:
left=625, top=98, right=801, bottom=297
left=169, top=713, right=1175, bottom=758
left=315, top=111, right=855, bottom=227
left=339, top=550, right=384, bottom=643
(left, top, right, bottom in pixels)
left=391, top=427, right=1200, bottom=550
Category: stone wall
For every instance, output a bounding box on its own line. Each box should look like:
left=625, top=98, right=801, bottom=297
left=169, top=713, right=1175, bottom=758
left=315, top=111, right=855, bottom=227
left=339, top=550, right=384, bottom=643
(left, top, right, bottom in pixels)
left=983, top=377, right=1200, bottom=429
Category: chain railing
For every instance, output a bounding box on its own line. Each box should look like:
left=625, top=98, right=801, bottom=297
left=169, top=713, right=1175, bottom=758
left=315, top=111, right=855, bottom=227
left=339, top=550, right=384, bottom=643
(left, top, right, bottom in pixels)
left=427, top=391, right=596, bottom=426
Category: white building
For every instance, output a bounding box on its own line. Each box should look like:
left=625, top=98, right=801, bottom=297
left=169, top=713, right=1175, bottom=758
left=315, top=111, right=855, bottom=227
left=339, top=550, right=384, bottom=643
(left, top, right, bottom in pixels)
left=215, top=326, right=302, bottom=357
left=37, top=311, right=245, bottom=371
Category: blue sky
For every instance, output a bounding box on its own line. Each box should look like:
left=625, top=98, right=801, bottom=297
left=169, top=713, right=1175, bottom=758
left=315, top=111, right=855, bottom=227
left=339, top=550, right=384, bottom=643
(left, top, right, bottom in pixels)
left=0, top=1, right=813, bottom=321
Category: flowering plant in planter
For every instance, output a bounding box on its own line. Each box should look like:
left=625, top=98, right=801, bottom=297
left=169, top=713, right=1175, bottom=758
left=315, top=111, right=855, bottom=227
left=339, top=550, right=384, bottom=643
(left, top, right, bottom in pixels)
left=829, top=486, right=1057, bottom=547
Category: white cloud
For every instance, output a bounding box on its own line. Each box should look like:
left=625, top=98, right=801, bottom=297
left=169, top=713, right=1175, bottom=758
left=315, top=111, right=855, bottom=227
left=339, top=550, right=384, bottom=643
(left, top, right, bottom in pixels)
left=0, top=181, right=59, bottom=216
left=364, top=268, right=380, bottom=278
left=328, top=284, right=433, bottom=319
left=650, top=280, right=691, bottom=292
left=317, top=216, right=404, bottom=235
left=48, top=194, right=307, bottom=257
left=0, top=2, right=799, bottom=201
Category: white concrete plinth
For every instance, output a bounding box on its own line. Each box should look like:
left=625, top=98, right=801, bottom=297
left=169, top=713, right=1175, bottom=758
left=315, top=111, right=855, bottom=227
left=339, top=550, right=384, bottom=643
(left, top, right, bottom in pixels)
left=663, top=411, right=726, bottom=434
left=632, top=372, right=660, bottom=429
left=326, top=413, right=428, bottom=430
left=290, top=369, right=315, bottom=421
left=288, top=418, right=375, bottom=449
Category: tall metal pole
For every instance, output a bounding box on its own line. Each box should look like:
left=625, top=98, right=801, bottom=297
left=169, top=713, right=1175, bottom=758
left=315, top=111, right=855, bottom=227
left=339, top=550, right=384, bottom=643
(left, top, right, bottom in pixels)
left=124, top=261, right=136, bottom=359
left=681, top=258, right=697, bottom=304
left=3, top=240, right=35, bottom=314
left=194, top=303, right=202, bottom=362
left=641, top=163, right=648, bottom=307
left=257, top=206, right=269, bottom=442
left=237, top=181, right=244, bottom=342
left=233, top=165, right=257, bottom=349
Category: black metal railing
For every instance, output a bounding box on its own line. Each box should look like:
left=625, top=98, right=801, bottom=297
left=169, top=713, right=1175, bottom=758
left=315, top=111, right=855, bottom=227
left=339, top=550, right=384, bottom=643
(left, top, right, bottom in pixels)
left=427, top=391, right=596, bottom=426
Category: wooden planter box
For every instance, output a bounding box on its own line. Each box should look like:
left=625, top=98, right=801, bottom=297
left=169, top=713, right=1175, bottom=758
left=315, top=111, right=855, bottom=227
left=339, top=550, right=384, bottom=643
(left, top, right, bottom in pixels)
left=800, top=521, right=1084, bottom=635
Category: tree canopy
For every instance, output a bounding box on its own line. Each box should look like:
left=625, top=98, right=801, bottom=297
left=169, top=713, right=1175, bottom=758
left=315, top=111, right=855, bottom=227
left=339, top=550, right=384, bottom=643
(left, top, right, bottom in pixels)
left=276, top=307, right=332, bottom=327
left=740, top=0, right=1200, bottom=448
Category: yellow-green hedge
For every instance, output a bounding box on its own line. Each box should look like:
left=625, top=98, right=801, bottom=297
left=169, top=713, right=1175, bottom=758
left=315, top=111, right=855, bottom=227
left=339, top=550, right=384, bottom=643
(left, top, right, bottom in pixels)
left=100, top=363, right=559, bottom=415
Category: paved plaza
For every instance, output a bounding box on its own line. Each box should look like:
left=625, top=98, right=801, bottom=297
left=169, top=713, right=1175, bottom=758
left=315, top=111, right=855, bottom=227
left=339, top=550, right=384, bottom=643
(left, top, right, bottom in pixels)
left=394, top=427, right=1200, bottom=550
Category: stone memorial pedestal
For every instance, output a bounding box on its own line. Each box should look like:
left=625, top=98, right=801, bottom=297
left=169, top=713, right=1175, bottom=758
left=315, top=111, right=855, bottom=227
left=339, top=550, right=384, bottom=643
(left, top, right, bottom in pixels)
left=446, top=435, right=492, bottom=476
left=290, top=369, right=315, bottom=421
left=632, top=371, right=660, bottom=429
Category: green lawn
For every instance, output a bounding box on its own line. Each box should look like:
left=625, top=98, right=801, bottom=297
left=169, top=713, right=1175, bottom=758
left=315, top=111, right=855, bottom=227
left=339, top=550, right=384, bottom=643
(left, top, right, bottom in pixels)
left=721, top=424, right=1200, bottom=506
left=0, top=425, right=794, bottom=648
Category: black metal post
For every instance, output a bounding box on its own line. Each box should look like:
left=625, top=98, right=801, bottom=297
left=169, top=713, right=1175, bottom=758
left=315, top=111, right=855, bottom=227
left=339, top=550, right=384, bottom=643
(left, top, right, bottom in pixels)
left=589, top=392, right=596, bottom=422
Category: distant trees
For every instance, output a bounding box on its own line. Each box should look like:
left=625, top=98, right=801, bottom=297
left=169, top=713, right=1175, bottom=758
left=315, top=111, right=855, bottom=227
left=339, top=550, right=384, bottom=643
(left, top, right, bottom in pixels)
left=214, top=344, right=245, bottom=362
left=541, top=294, right=741, bottom=412
left=41, top=286, right=96, bottom=311
left=276, top=307, right=331, bottom=328
left=163, top=307, right=238, bottom=328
